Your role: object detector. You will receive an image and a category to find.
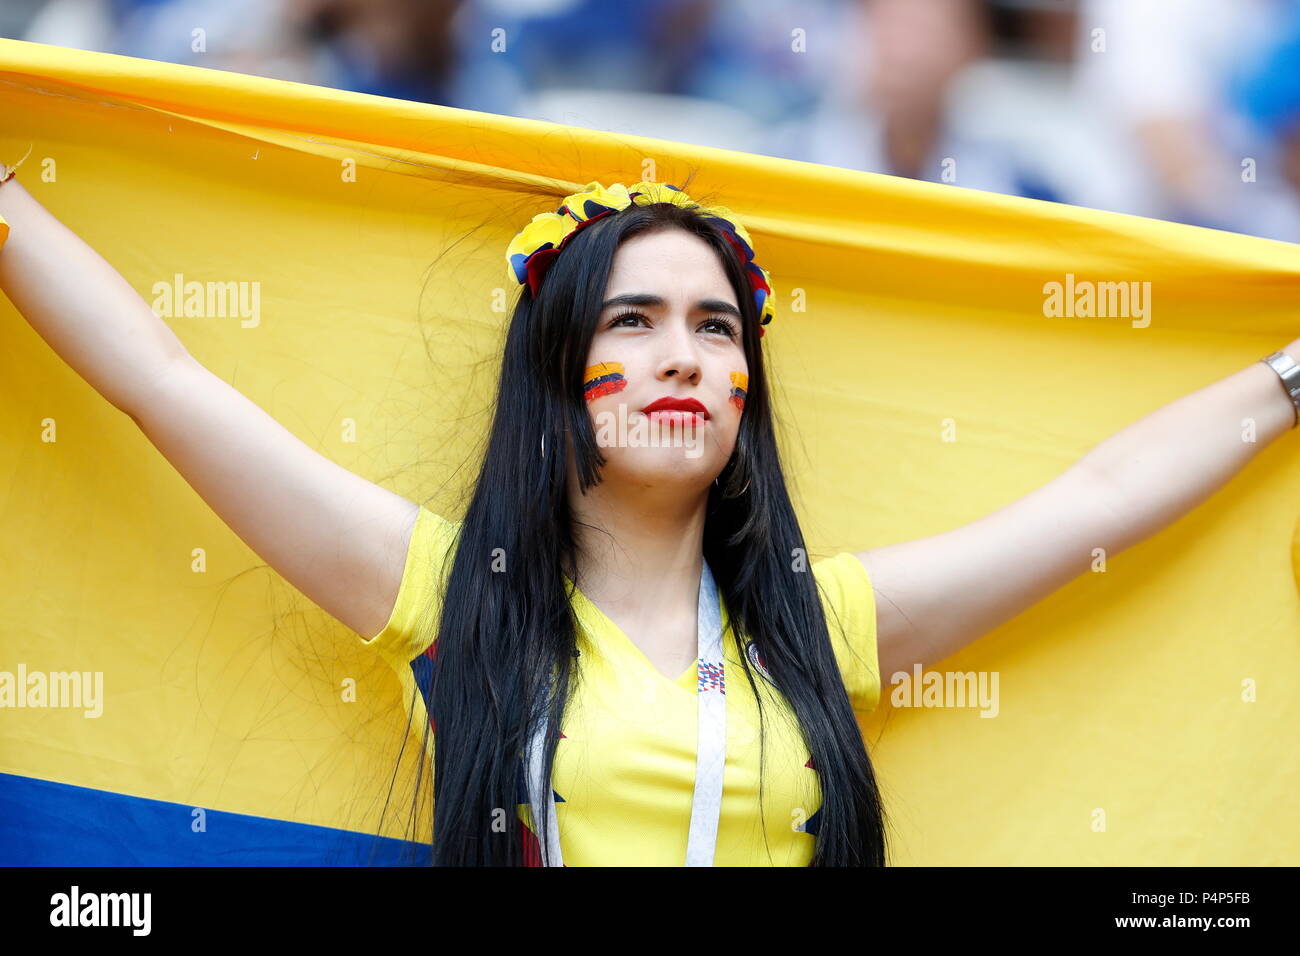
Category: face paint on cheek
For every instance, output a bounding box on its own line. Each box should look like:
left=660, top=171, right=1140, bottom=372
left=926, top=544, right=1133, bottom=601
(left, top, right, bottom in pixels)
left=729, top=371, right=748, bottom=412
left=583, top=362, right=627, bottom=402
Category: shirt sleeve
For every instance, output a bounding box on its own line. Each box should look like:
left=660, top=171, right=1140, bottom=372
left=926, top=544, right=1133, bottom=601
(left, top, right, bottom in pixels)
left=358, top=505, right=461, bottom=669
left=811, top=552, right=882, bottom=714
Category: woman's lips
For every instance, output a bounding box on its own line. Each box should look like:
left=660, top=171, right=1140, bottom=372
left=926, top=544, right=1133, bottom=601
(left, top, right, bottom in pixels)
left=645, top=409, right=707, bottom=428
left=641, top=396, right=709, bottom=419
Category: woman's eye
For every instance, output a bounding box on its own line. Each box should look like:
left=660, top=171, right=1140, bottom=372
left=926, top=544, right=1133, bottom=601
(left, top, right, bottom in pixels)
left=609, top=312, right=737, bottom=338
left=703, top=316, right=740, bottom=338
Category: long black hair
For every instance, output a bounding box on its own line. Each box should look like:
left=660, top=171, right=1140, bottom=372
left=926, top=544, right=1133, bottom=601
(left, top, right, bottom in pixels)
left=396, top=182, right=889, bottom=866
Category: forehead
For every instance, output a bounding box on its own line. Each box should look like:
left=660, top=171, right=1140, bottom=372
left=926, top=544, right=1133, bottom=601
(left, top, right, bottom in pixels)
left=603, top=229, right=736, bottom=302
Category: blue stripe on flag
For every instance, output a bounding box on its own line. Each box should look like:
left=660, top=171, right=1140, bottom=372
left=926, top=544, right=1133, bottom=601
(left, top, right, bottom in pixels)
left=0, top=772, right=432, bottom=866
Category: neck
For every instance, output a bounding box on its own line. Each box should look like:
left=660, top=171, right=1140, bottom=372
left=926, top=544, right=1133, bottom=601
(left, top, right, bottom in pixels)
left=566, top=473, right=709, bottom=611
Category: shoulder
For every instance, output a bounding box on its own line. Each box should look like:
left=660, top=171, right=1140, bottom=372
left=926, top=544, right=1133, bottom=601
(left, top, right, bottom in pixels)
left=358, top=505, right=462, bottom=667
left=810, top=552, right=881, bottom=714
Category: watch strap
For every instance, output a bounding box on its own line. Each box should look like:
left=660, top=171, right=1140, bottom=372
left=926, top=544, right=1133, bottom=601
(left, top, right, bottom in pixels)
left=1261, top=350, right=1300, bottom=428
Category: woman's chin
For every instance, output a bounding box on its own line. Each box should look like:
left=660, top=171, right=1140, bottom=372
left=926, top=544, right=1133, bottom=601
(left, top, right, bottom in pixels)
left=605, top=448, right=723, bottom=490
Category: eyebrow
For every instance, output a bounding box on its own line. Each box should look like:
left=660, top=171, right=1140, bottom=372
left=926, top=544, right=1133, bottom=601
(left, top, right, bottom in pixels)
left=600, top=292, right=741, bottom=317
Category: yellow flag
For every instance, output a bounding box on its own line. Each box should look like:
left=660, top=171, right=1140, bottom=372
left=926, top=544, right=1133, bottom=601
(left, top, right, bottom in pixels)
left=1, top=37, right=1296, bottom=865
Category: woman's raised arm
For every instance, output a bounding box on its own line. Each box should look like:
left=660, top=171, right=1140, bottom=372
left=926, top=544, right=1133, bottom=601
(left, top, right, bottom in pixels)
left=860, top=339, right=1300, bottom=681
left=0, top=174, right=418, bottom=640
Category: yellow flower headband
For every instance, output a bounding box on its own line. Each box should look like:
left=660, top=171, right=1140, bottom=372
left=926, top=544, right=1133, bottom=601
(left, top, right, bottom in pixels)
left=505, top=180, right=775, bottom=336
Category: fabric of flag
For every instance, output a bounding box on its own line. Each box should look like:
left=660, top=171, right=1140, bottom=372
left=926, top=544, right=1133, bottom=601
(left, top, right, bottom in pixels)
left=1, top=36, right=1297, bottom=865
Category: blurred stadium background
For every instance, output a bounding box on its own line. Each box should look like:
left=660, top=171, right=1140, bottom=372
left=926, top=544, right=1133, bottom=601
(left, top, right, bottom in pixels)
left=4, top=0, right=1300, bottom=242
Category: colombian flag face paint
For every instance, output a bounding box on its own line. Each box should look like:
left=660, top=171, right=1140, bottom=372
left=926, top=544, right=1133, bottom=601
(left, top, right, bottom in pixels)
left=729, top=371, right=748, bottom=412
left=583, top=362, right=627, bottom=402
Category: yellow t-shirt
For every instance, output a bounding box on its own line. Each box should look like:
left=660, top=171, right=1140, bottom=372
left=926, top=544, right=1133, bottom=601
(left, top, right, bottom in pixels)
left=360, top=506, right=881, bottom=866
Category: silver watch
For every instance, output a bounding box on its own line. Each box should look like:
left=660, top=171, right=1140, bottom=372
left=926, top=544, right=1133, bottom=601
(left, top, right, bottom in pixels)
left=1261, top=351, right=1300, bottom=428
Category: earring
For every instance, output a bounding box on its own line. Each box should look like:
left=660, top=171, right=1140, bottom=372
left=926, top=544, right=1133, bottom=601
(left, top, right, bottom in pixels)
left=541, top=434, right=546, bottom=459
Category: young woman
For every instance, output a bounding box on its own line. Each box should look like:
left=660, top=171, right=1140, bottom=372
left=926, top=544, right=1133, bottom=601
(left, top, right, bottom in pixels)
left=2, top=158, right=1298, bottom=867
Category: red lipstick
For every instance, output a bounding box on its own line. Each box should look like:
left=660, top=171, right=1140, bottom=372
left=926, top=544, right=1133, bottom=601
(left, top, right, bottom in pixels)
left=641, top=397, right=710, bottom=419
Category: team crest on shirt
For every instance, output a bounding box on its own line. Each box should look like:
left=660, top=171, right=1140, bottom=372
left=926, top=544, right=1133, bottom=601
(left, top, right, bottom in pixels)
left=744, top=639, right=777, bottom=687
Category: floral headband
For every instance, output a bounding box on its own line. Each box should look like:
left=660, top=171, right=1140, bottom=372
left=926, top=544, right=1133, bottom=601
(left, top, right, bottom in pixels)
left=505, top=180, right=775, bottom=336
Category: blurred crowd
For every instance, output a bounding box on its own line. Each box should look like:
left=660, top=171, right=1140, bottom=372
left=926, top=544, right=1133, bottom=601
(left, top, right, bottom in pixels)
left=4, top=0, right=1300, bottom=243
